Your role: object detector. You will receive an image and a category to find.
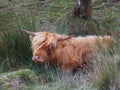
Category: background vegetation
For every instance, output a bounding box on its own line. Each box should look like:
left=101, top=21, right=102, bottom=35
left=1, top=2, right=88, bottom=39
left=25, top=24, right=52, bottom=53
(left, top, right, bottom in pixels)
left=0, top=0, right=120, bottom=90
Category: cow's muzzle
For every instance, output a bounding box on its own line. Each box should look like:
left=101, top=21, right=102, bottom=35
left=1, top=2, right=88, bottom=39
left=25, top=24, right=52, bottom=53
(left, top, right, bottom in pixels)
left=32, top=55, right=43, bottom=62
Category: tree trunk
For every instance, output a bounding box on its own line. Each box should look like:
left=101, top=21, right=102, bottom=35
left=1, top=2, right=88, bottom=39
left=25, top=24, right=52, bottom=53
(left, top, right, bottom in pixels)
left=73, top=0, right=92, bottom=20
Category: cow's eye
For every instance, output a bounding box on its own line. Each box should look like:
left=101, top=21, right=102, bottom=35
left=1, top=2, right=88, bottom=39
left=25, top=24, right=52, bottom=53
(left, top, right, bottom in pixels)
left=45, top=47, right=51, bottom=56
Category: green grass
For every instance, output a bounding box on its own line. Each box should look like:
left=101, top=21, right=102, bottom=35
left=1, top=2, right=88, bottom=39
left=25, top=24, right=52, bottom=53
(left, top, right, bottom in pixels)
left=93, top=54, right=118, bottom=90
left=0, top=69, right=37, bottom=90
left=0, top=29, right=32, bottom=72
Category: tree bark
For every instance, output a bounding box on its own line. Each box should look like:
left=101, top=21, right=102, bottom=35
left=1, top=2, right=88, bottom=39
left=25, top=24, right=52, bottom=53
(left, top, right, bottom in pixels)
left=73, top=0, right=92, bottom=20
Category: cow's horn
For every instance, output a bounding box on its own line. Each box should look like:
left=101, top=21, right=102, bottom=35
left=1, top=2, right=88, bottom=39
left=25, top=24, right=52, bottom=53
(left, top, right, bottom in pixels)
left=57, top=35, right=73, bottom=41
left=22, top=30, right=36, bottom=36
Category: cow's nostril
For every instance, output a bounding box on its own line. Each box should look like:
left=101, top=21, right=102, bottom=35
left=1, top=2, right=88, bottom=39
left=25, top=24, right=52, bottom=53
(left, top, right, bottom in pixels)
left=33, top=56, right=40, bottom=61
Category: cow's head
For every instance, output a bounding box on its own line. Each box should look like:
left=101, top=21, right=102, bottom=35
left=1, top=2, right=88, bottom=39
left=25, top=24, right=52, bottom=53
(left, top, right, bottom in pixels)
left=22, top=30, right=72, bottom=63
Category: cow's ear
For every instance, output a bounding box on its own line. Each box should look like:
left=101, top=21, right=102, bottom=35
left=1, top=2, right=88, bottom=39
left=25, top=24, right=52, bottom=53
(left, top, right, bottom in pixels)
left=29, top=35, right=34, bottom=41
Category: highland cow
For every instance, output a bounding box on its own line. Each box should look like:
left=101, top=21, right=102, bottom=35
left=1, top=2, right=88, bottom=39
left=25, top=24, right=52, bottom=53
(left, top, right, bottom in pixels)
left=22, top=30, right=114, bottom=72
